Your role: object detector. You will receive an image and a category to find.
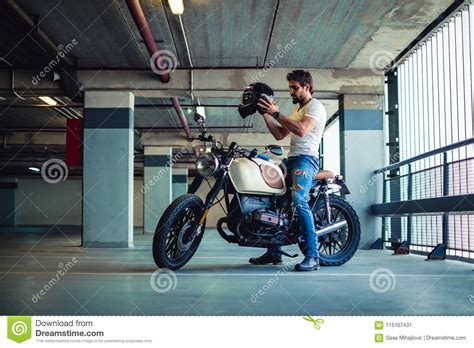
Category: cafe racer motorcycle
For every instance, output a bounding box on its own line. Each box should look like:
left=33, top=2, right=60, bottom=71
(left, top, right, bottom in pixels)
left=152, top=114, right=361, bottom=270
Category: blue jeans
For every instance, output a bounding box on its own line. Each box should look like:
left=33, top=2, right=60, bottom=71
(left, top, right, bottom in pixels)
left=269, top=155, right=320, bottom=258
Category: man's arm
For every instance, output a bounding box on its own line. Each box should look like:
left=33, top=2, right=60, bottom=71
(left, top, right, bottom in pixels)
left=262, top=113, right=291, bottom=140
left=258, top=97, right=318, bottom=138
left=274, top=114, right=317, bottom=138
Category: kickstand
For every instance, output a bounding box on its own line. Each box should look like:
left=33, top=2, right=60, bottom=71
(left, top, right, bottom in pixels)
left=275, top=250, right=298, bottom=258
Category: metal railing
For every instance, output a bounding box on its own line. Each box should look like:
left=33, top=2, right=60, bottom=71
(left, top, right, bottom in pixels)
left=371, top=138, right=474, bottom=261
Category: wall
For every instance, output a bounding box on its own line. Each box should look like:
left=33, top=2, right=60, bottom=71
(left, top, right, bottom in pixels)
left=10, top=178, right=144, bottom=227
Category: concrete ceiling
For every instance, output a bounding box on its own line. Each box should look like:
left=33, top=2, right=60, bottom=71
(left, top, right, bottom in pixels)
left=1, top=0, right=454, bottom=69
left=0, top=0, right=456, bottom=150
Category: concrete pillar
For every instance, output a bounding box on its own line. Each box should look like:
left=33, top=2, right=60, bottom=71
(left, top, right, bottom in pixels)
left=82, top=91, right=134, bottom=248
left=172, top=167, right=188, bottom=201
left=143, top=146, right=172, bottom=233
left=339, top=94, right=384, bottom=249
left=0, top=179, right=17, bottom=226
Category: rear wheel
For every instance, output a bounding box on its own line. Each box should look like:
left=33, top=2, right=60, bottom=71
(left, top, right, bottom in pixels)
left=152, top=194, right=205, bottom=270
left=299, top=195, right=360, bottom=266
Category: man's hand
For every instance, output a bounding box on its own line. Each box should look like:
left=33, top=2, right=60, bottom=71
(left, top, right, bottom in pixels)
left=257, top=96, right=279, bottom=115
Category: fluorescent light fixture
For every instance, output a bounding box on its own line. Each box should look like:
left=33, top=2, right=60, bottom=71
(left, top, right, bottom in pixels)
left=196, top=106, right=206, bottom=118
left=28, top=167, right=40, bottom=172
left=38, top=96, right=57, bottom=106
left=168, top=0, right=184, bottom=15
left=186, top=108, right=192, bottom=114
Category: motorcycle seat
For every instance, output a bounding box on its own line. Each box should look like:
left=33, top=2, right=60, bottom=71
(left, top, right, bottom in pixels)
left=315, top=170, right=335, bottom=181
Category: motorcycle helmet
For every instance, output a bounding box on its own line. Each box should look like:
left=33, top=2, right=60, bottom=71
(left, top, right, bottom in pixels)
left=238, top=82, right=274, bottom=118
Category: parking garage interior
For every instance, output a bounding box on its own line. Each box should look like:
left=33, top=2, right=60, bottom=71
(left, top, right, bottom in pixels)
left=0, top=0, right=473, bottom=316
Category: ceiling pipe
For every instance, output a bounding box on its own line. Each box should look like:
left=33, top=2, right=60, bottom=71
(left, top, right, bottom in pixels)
left=0, top=125, right=253, bottom=133
left=193, top=147, right=200, bottom=158
left=263, top=0, right=280, bottom=66
left=0, top=57, right=25, bottom=100
left=4, top=0, right=76, bottom=69
left=178, top=14, right=199, bottom=105
left=126, top=0, right=194, bottom=141
left=74, top=66, right=266, bottom=71
left=171, top=96, right=193, bottom=141
left=0, top=104, right=239, bottom=109
left=125, top=0, right=170, bottom=83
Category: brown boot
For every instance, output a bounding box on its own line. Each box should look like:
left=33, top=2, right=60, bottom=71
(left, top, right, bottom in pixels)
left=249, top=251, right=282, bottom=265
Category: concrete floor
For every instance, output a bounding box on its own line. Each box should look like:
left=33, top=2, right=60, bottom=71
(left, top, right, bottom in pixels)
left=0, top=226, right=473, bottom=316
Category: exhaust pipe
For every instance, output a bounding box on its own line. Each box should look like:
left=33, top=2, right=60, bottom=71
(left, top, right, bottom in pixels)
left=316, top=220, right=348, bottom=237
left=216, top=218, right=238, bottom=243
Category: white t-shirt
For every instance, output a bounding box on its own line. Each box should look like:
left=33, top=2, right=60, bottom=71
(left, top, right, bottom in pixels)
left=286, top=98, right=327, bottom=158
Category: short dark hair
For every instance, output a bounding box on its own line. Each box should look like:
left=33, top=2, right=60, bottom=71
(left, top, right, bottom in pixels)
left=286, top=70, right=313, bottom=94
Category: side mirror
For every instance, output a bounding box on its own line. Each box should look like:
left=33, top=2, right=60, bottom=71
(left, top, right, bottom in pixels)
left=194, top=113, right=207, bottom=132
left=265, top=144, right=284, bottom=156
left=194, top=113, right=206, bottom=124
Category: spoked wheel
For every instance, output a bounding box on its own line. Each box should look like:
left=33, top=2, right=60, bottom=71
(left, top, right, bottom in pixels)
left=153, top=194, right=206, bottom=270
left=299, top=195, right=360, bottom=266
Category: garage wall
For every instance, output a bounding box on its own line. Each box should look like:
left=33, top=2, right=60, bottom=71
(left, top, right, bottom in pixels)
left=8, top=176, right=221, bottom=228
left=13, top=178, right=145, bottom=227
left=16, top=178, right=82, bottom=225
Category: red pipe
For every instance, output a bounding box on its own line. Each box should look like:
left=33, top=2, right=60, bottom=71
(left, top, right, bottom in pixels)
left=126, top=0, right=194, bottom=141
left=125, top=0, right=170, bottom=83
left=171, top=97, right=193, bottom=141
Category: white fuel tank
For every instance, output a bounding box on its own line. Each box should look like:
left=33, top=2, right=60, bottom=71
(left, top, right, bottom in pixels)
left=228, top=157, right=286, bottom=196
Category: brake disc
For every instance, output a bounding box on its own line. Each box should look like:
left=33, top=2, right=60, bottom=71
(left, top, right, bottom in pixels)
left=177, top=221, right=195, bottom=252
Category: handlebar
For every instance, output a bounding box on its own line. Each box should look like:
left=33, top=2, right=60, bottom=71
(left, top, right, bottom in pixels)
left=195, top=132, right=259, bottom=161
left=242, top=148, right=259, bottom=159
left=197, top=134, right=214, bottom=142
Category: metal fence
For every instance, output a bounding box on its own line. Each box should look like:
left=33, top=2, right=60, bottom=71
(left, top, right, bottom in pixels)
left=372, top=2, right=474, bottom=262
left=373, top=140, right=474, bottom=261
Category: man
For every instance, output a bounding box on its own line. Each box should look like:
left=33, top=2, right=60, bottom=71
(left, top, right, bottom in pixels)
left=249, top=70, right=327, bottom=271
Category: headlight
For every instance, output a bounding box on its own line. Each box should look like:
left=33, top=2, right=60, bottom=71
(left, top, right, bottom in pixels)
left=196, top=153, right=219, bottom=177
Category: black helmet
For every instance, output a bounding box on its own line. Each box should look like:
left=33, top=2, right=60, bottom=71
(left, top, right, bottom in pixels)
left=238, top=82, right=274, bottom=119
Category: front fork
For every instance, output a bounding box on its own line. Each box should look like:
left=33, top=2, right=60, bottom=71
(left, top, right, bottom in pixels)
left=190, top=170, right=228, bottom=238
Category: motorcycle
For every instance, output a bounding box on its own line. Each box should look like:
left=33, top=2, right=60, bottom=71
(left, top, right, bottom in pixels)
left=152, top=114, right=361, bottom=270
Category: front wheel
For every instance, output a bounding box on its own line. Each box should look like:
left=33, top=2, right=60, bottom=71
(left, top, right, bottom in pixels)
left=299, top=195, right=361, bottom=266
left=152, top=194, right=205, bottom=270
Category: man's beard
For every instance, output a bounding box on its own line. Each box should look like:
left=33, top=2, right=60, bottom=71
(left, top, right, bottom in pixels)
left=291, top=95, right=299, bottom=104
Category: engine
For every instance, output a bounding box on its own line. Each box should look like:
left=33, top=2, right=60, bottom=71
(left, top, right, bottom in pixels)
left=250, top=210, right=284, bottom=226
left=227, top=194, right=289, bottom=239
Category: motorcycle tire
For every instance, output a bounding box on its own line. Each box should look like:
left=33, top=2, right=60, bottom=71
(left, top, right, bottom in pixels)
left=299, top=194, right=361, bottom=266
left=153, top=194, right=206, bottom=270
